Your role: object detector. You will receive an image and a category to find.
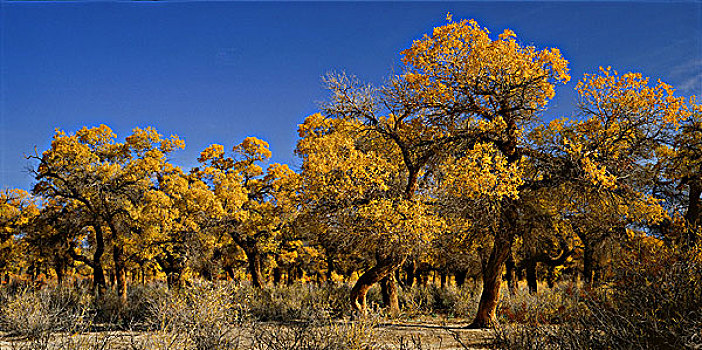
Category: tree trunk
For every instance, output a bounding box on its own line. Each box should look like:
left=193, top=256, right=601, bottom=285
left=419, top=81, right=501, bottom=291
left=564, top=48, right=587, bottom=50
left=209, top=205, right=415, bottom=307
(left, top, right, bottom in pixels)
left=350, top=257, right=405, bottom=315
left=526, top=260, right=538, bottom=295
left=113, top=245, right=127, bottom=302
left=455, top=270, right=467, bottom=288
left=404, top=260, right=416, bottom=288
left=273, top=267, right=282, bottom=285
left=583, top=244, right=595, bottom=286
left=440, top=272, right=447, bottom=289
left=55, top=266, right=64, bottom=286
left=91, top=225, right=107, bottom=295
left=244, top=246, right=264, bottom=288
left=380, top=274, right=400, bottom=317
left=685, top=181, right=701, bottom=246
left=469, top=228, right=513, bottom=328
left=505, top=256, right=517, bottom=296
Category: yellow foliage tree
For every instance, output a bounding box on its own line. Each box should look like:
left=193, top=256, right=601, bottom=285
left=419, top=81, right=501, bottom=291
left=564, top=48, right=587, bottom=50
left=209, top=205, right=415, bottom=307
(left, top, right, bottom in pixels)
left=32, top=125, right=184, bottom=297
left=195, top=137, right=298, bottom=288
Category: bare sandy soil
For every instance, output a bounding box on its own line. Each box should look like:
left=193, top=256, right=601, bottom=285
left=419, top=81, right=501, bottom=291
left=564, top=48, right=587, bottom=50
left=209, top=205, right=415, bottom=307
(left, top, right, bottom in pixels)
left=0, top=321, right=493, bottom=350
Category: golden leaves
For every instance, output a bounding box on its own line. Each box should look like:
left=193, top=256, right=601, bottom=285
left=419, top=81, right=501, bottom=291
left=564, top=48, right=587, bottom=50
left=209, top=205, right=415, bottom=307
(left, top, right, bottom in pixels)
left=440, top=143, right=524, bottom=200
left=399, top=17, right=570, bottom=120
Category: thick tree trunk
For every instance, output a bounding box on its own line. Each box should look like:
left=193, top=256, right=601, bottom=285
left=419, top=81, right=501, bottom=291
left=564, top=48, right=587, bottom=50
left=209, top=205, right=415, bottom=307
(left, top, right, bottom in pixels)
left=583, top=244, right=595, bottom=286
left=685, top=181, right=701, bottom=246
left=55, top=266, right=64, bottom=286
left=273, top=267, right=282, bottom=285
left=455, top=270, right=467, bottom=288
left=526, top=260, right=538, bottom=295
left=54, top=255, right=67, bottom=286
left=380, top=274, right=400, bottom=317
left=91, top=225, right=107, bottom=295
left=440, top=272, right=447, bottom=289
left=244, top=246, right=264, bottom=288
left=469, top=227, right=513, bottom=328
left=404, top=260, right=416, bottom=288
left=93, top=261, right=107, bottom=295
left=350, top=257, right=405, bottom=315
left=113, top=245, right=127, bottom=302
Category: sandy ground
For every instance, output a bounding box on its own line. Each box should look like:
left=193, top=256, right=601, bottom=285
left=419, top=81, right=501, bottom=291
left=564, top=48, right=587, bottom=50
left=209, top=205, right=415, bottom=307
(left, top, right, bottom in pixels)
left=0, top=321, right=493, bottom=350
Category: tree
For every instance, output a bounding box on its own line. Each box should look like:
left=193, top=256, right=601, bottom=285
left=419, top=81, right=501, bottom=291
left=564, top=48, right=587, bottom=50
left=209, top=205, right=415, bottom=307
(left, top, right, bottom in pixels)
left=532, top=67, right=691, bottom=285
left=660, top=104, right=702, bottom=246
left=138, top=168, right=220, bottom=289
left=196, top=137, right=298, bottom=288
left=297, top=111, right=445, bottom=315
left=0, top=189, right=38, bottom=281
left=32, top=125, right=184, bottom=297
left=298, top=16, right=570, bottom=321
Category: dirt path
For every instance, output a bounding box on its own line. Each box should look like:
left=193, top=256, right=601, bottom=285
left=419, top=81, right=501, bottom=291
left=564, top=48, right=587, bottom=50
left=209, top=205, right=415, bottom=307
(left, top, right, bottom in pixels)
left=0, top=322, right=494, bottom=350
left=375, top=322, right=493, bottom=349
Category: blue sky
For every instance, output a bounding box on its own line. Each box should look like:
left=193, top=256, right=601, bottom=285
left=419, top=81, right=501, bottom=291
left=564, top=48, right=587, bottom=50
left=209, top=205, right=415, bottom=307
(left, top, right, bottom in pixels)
left=1, top=1, right=701, bottom=190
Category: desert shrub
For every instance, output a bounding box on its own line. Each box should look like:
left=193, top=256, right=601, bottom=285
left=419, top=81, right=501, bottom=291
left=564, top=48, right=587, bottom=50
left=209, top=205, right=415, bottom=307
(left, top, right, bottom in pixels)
left=0, top=286, right=89, bottom=338
left=490, top=323, right=562, bottom=350
left=497, top=282, right=587, bottom=325
left=147, top=281, right=245, bottom=350
left=573, top=245, right=702, bottom=349
left=492, top=245, right=702, bottom=350
left=91, top=283, right=168, bottom=328
left=248, top=283, right=351, bottom=321
left=400, top=285, right=478, bottom=318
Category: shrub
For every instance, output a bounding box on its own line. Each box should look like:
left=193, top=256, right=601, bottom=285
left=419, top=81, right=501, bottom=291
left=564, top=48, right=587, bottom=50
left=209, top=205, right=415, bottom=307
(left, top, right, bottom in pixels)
left=147, top=281, right=245, bottom=350
left=0, top=286, right=89, bottom=338
left=247, top=283, right=350, bottom=321
left=497, top=282, right=588, bottom=325
left=400, top=285, right=478, bottom=318
left=492, top=245, right=702, bottom=350
left=90, top=282, right=168, bottom=328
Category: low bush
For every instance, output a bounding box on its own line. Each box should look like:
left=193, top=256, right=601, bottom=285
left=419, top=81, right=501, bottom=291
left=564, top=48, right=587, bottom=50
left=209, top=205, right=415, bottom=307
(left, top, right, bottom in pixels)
left=492, top=245, right=702, bottom=350
left=400, top=285, right=478, bottom=318
left=247, top=283, right=350, bottom=321
left=0, top=286, right=89, bottom=338
left=497, top=282, right=587, bottom=325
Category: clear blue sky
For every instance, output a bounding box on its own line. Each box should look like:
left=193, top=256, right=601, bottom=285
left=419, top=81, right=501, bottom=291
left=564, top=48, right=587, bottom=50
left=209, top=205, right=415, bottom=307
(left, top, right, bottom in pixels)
left=1, top=1, right=701, bottom=190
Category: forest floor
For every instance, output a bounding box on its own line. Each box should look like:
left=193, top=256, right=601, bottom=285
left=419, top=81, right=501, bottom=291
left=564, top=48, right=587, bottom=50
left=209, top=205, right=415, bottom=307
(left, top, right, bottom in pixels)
left=0, top=320, right=493, bottom=350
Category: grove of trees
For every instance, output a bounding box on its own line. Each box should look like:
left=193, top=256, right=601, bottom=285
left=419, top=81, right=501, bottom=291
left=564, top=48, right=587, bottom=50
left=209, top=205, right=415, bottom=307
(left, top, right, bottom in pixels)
left=1, top=17, right=700, bottom=328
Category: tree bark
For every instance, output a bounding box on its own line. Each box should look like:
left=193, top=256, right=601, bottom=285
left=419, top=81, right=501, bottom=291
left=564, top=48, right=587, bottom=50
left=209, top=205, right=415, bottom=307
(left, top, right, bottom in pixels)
left=455, top=270, right=467, bottom=288
left=526, top=260, right=538, bottom=295
left=583, top=244, right=595, bottom=286
left=469, top=224, right=514, bottom=328
left=404, top=260, right=416, bottom=288
left=113, top=245, right=127, bottom=302
left=273, top=267, right=282, bottom=285
left=380, top=274, right=400, bottom=317
left=350, top=257, right=405, bottom=315
left=72, top=224, right=107, bottom=295
left=505, top=255, right=517, bottom=296
left=685, top=181, right=701, bottom=246
left=244, top=246, right=264, bottom=288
